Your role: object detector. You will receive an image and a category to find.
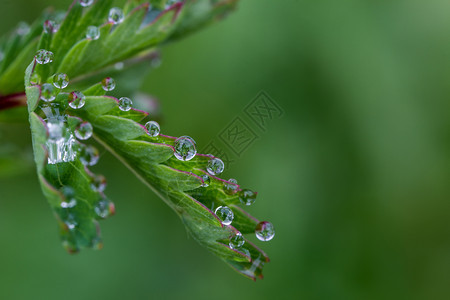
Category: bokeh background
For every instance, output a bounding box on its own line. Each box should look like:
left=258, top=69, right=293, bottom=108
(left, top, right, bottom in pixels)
left=1, top=0, right=450, bottom=299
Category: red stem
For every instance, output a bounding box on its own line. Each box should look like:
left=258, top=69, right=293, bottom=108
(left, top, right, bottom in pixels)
left=0, top=92, right=27, bottom=110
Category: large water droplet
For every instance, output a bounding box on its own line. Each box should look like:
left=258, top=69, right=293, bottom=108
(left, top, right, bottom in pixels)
left=118, top=97, right=132, bottom=111
left=109, top=8, right=124, bottom=24
left=47, top=119, right=65, bottom=140
left=79, top=0, right=94, bottom=7
left=239, top=189, right=257, bottom=206
left=215, top=206, right=234, bottom=226
left=101, top=77, right=115, bottom=91
left=86, top=25, right=100, bottom=40
left=145, top=121, right=160, bottom=137
left=255, top=221, right=275, bottom=241
left=201, top=174, right=211, bottom=187
left=174, top=136, right=197, bottom=161
left=95, top=197, right=113, bottom=218
left=35, top=49, right=54, bottom=64
left=40, top=83, right=56, bottom=102
left=229, top=232, right=245, bottom=250
left=207, top=157, right=224, bottom=175
left=17, top=22, right=30, bottom=35
left=79, top=144, right=99, bottom=166
left=68, top=91, right=86, bottom=109
left=53, top=73, right=69, bottom=89
left=224, top=178, right=238, bottom=195
left=46, top=118, right=77, bottom=164
left=91, top=175, right=106, bottom=192
left=75, top=121, right=93, bottom=140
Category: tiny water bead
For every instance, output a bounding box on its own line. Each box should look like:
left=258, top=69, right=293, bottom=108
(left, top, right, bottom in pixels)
left=52, top=73, right=69, bottom=89
left=64, top=214, right=77, bottom=230
left=118, top=97, right=133, bottom=111
left=229, top=232, right=245, bottom=250
left=215, top=206, right=234, bottom=226
left=255, top=221, right=275, bottom=242
left=40, top=83, right=56, bottom=102
left=174, top=136, right=197, bottom=161
left=68, top=91, right=86, bottom=109
left=86, top=25, right=100, bottom=40
left=145, top=121, right=160, bottom=137
left=79, top=144, right=99, bottom=166
left=207, top=157, right=224, bottom=175
left=35, top=49, right=54, bottom=64
left=91, top=175, right=107, bottom=192
left=61, top=198, right=77, bottom=209
left=224, top=178, right=238, bottom=195
left=239, top=189, right=257, bottom=206
left=95, top=197, right=112, bottom=218
left=201, top=174, right=211, bottom=187
left=109, top=8, right=125, bottom=24
left=79, top=0, right=94, bottom=7
left=43, top=20, right=55, bottom=34
left=101, top=77, right=115, bottom=91
left=61, top=186, right=77, bottom=208
left=75, top=122, right=93, bottom=140
left=17, top=22, right=30, bottom=35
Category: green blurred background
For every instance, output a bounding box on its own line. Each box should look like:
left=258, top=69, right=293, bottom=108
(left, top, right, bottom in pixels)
left=1, top=0, right=450, bottom=299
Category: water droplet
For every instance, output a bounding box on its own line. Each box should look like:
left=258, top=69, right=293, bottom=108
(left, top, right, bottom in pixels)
left=47, top=119, right=65, bottom=140
left=101, top=77, right=115, bottom=91
left=109, top=7, right=124, bottom=24
left=61, top=186, right=77, bottom=208
left=68, top=91, right=86, bottom=109
left=40, top=83, right=56, bottom=102
left=95, top=197, right=112, bottom=218
left=17, top=22, right=30, bottom=35
left=79, top=0, right=94, bottom=7
left=215, top=206, right=234, bottom=225
left=118, top=97, right=132, bottom=111
left=224, top=178, right=238, bottom=195
left=30, top=73, right=41, bottom=85
left=201, top=174, right=210, bottom=187
left=91, top=175, right=106, bottom=192
left=229, top=232, right=245, bottom=250
left=207, top=157, right=224, bottom=175
left=86, top=25, right=100, bottom=40
left=255, top=221, right=275, bottom=241
left=79, top=144, right=99, bottom=166
left=174, top=136, right=197, bottom=161
left=239, top=189, right=257, bottom=206
left=145, top=121, right=160, bottom=137
left=52, top=73, right=69, bottom=89
left=115, top=62, right=124, bottom=70
left=43, top=20, right=55, bottom=34
left=64, top=213, right=77, bottom=230
left=35, top=49, right=54, bottom=64
left=46, top=119, right=77, bottom=164
left=75, top=122, right=93, bottom=140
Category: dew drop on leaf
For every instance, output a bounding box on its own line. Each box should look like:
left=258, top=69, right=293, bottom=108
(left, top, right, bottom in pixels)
left=255, top=221, right=275, bottom=242
left=108, top=7, right=124, bottom=24
left=79, top=0, right=94, bottom=7
left=40, top=83, right=56, bottom=102
left=43, top=20, right=55, bottom=34
left=64, top=213, right=77, bottom=230
left=174, top=136, right=197, bottom=161
left=79, top=144, right=99, bottom=166
left=224, top=178, right=238, bottom=195
left=86, top=25, right=100, bottom=40
left=17, top=22, right=30, bottom=35
left=95, top=197, right=112, bottom=219
left=145, top=121, right=160, bottom=137
left=68, top=91, right=86, bottom=109
left=52, top=73, right=69, bottom=89
left=201, top=174, right=210, bottom=187
left=91, top=175, right=107, bottom=193
left=75, top=121, right=93, bottom=140
left=207, top=157, right=224, bottom=175
left=118, top=97, right=132, bottom=111
left=239, top=189, right=257, bottom=206
left=229, top=232, right=245, bottom=250
left=35, top=49, right=54, bottom=64
left=101, top=77, right=115, bottom=91
left=215, top=206, right=234, bottom=226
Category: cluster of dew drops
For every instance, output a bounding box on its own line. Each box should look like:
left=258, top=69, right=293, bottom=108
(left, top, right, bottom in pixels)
left=32, top=0, right=275, bottom=248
